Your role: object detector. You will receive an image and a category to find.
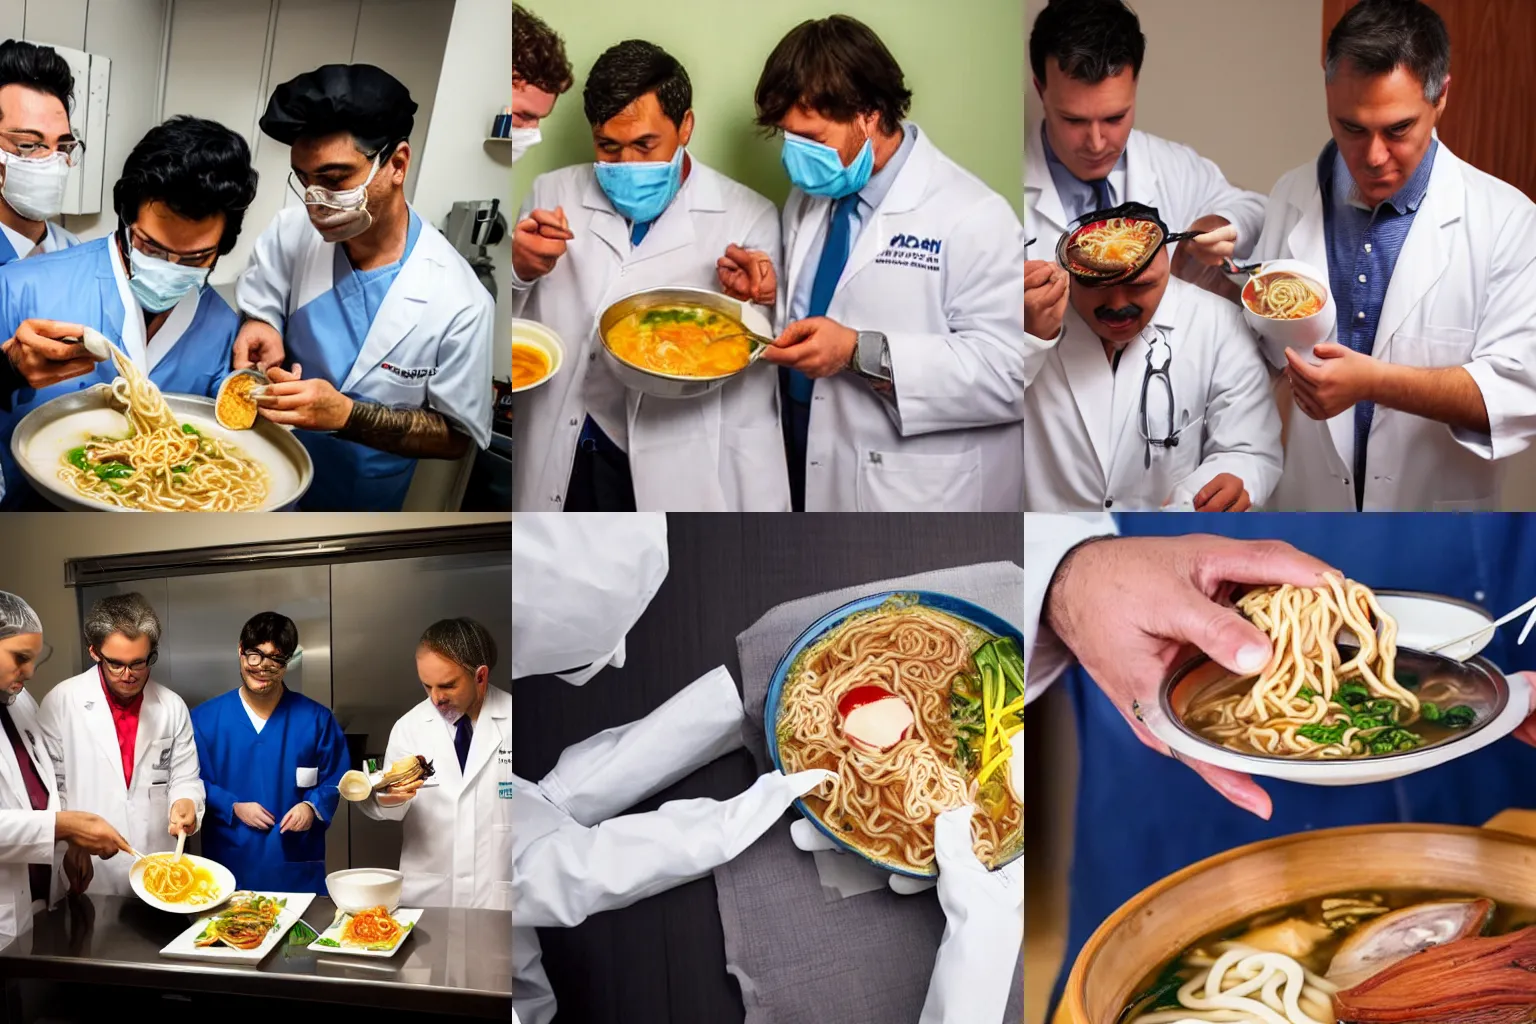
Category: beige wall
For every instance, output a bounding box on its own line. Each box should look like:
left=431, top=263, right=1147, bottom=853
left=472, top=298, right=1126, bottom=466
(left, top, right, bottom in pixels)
left=4, top=512, right=509, bottom=692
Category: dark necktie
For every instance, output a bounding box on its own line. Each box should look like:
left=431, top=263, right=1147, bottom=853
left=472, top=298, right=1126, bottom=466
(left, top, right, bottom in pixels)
left=1089, top=177, right=1112, bottom=214
left=787, top=193, right=862, bottom=406
left=0, top=706, right=51, bottom=903
left=455, top=717, right=473, bottom=771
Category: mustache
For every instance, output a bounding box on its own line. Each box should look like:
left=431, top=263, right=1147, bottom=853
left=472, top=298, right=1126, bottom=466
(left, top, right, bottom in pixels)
left=1094, top=304, right=1143, bottom=321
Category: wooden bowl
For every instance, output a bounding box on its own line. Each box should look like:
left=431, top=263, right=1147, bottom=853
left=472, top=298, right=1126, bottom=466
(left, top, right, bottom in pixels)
left=1062, top=823, right=1536, bottom=1023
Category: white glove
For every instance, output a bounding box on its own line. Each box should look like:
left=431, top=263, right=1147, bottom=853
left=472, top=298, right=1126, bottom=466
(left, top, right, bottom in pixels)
left=512, top=512, right=669, bottom=684
left=918, top=805, right=1023, bottom=1024
left=789, top=817, right=937, bottom=895
left=513, top=768, right=835, bottom=928
left=538, top=665, right=745, bottom=826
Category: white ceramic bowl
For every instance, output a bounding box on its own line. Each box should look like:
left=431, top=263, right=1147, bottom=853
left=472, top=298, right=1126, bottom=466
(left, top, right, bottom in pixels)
left=129, top=853, right=236, bottom=914
left=511, top=318, right=564, bottom=394
left=326, top=867, right=404, bottom=914
left=1238, top=257, right=1337, bottom=355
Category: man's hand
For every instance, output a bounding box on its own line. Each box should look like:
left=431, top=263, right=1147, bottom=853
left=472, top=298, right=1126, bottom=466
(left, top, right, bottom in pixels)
left=1193, top=473, right=1252, bottom=512
left=233, top=319, right=285, bottom=372
left=63, top=844, right=93, bottom=893
left=279, top=802, right=316, bottom=833
left=716, top=244, right=777, bottom=305
left=54, top=811, right=131, bottom=858
left=233, top=801, right=276, bottom=831
left=254, top=364, right=354, bottom=430
left=761, top=317, right=858, bottom=379
left=512, top=206, right=572, bottom=281
left=2, top=319, right=98, bottom=388
left=1170, top=215, right=1238, bottom=273
left=376, top=778, right=425, bottom=808
left=1044, top=534, right=1334, bottom=818
left=168, top=798, right=198, bottom=836
left=1286, top=343, right=1381, bottom=420
left=1025, top=260, right=1068, bottom=340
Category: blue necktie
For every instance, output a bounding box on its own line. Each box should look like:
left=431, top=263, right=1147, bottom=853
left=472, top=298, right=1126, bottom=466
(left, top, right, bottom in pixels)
left=631, top=220, right=652, bottom=246
left=787, top=194, right=861, bottom=405
left=454, top=717, right=472, bottom=771
left=1089, top=178, right=1112, bottom=214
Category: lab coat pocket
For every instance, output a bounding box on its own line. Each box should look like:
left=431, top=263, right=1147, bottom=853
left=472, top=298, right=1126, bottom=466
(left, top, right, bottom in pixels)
left=295, top=766, right=319, bottom=788
left=365, top=374, right=429, bottom=410
left=856, top=447, right=983, bottom=511
left=1391, top=327, right=1476, bottom=369
left=149, top=781, right=169, bottom=826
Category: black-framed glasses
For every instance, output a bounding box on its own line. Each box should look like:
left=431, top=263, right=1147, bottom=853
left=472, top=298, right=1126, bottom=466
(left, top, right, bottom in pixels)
left=0, top=129, right=84, bottom=167
left=241, top=649, right=291, bottom=669
left=119, top=220, right=220, bottom=268
left=97, top=649, right=156, bottom=675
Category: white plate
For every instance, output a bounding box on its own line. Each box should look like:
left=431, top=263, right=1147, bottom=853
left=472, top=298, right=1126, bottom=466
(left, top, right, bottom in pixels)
left=158, top=892, right=316, bottom=964
left=307, top=906, right=423, bottom=958
left=1373, top=591, right=1496, bottom=661
left=129, top=853, right=237, bottom=914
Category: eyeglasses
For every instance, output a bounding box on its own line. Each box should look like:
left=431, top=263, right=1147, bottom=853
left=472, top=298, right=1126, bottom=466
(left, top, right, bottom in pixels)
left=241, top=649, right=291, bottom=669
left=97, top=649, right=156, bottom=675
left=286, top=142, right=396, bottom=200
left=1138, top=327, right=1203, bottom=468
left=120, top=222, right=220, bottom=268
left=0, top=130, right=84, bottom=167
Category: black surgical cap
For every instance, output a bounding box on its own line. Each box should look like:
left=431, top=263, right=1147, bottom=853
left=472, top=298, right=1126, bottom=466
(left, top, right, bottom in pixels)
left=259, top=63, right=417, bottom=152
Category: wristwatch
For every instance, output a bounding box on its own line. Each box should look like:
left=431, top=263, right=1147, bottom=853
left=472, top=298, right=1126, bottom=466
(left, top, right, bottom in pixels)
left=849, top=330, right=891, bottom=380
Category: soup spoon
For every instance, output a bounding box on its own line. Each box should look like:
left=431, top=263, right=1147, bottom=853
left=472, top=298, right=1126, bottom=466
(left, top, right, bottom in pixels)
left=1424, top=593, right=1536, bottom=661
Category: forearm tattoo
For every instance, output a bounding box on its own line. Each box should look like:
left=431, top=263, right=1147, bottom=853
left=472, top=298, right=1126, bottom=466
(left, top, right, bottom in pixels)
left=335, top=401, right=471, bottom=459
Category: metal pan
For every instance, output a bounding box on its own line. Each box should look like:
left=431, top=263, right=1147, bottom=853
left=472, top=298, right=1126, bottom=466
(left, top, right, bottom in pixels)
left=595, top=286, right=772, bottom=400
left=1057, top=201, right=1203, bottom=286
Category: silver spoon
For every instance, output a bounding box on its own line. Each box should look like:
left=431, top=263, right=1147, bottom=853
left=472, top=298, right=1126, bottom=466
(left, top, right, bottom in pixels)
left=1423, top=594, right=1536, bottom=661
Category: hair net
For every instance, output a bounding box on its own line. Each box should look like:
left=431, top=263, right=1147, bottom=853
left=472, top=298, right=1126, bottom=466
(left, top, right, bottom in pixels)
left=420, top=618, right=498, bottom=675
left=0, top=592, right=42, bottom=641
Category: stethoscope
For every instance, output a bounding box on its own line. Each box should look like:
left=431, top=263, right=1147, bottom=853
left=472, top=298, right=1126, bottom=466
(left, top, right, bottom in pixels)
left=1136, top=326, right=1202, bottom=468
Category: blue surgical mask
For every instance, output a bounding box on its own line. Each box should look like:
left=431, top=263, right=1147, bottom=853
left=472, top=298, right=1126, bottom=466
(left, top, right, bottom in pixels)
left=781, top=131, right=874, bottom=198
left=593, top=146, right=685, bottom=224
left=126, top=245, right=210, bottom=313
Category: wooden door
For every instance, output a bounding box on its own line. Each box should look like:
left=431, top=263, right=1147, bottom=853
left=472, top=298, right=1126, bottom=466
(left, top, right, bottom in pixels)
left=1322, top=0, right=1536, bottom=200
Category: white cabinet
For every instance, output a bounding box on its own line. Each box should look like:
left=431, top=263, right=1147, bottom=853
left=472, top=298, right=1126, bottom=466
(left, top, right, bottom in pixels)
left=23, top=39, right=109, bottom=216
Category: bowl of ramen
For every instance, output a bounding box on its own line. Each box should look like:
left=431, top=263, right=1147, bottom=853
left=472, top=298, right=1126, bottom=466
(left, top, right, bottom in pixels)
left=596, top=286, right=772, bottom=399
left=12, top=352, right=312, bottom=511
left=1238, top=258, right=1337, bottom=351
left=1141, top=578, right=1530, bottom=786
left=765, top=591, right=1024, bottom=878
left=512, top=318, right=563, bottom=394
left=1057, top=214, right=1165, bottom=284
left=130, top=852, right=236, bottom=913
left=1063, top=823, right=1536, bottom=1024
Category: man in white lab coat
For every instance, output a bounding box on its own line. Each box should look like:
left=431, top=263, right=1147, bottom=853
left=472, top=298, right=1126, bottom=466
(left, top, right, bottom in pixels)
left=0, top=592, right=131, bottom=940
left=1249, top=0, right=1536, bottom=511
left=510, top=4, right=572, bottom=162
left=1023, top=227, right=1281, bottom=511
left=756, top=15, right=1026, bottom=511
left=511, top=40, right=788, bottom=513
left=1025, top=0, right=1260, bottom=343
left=38, top=593, right=203, bottom=896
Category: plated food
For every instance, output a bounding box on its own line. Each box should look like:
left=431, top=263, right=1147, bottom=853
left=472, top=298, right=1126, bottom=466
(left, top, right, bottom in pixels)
left=1064, top=217, right=1161, bottom=277
left=160, top=890, right=315, bottom=964
left=1242, top=270, right=1327, bottom=320
left=59, top=347, right=269, bottom=510
left=194, top=892, right=286, bottom=949
left=605, top=304, right=754, bottom=379
left=134, top=852, right=232, bottom=909
left=770, top=593, right=1023, bottom=875
left=309, top=905, right=423, bottom=957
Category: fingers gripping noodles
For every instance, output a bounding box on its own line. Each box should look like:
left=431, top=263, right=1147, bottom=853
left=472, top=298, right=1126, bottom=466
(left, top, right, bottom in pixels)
left=58, top=346, right=269, bottom=510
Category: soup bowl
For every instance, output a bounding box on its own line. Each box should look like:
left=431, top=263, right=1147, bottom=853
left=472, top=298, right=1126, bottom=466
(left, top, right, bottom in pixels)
left=1062, top=823, right=1536, bottom=1024
left=1238, top=257, right=1337, bottom=355
left=326, top=867, right=404, bottom=914
left=596, top=286, right=772, bottom=400
left=130, top=852, right=237, bottom=914
left=511, top=318, right=564, bottom=394
left=763, top=590, right=1024, bottom=879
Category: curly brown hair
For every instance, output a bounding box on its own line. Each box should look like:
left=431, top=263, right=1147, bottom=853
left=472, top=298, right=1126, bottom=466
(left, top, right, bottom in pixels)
left=514, top=4, right=573, bottom=96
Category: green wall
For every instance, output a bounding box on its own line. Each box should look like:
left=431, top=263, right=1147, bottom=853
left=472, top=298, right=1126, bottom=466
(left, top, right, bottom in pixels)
left=512, top=0, right=1023, bottom=213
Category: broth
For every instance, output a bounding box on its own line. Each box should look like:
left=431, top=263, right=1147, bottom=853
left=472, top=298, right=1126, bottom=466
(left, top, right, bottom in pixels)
left=606, top=304, right=751, bottom=378
left=511, top=341, right=551, bottom=388
left=1243, top=271, right=1325, bottom=320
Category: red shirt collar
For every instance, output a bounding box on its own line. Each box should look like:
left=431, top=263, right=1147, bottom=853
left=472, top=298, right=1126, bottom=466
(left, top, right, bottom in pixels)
left=97, top=664, right=145, bottom=711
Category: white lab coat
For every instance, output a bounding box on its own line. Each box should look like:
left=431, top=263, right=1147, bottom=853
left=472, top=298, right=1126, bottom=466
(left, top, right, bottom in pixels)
left=1024, top=119, right=1265, bottom=274
left=1023, top=278, right=1282, bottom=511
left=780, top=126, right=1026, bottom=511
left=37, top=668, right=205, bottom=896
left=0, top=689, right=65, bottom=941
left=1022, top=513, right=1118, bottom=704
left=509, top=157, right=789, bottom=511
left=1251, top=141, right=1536, bottom=510
left=358, top=684, right=511, bottom=910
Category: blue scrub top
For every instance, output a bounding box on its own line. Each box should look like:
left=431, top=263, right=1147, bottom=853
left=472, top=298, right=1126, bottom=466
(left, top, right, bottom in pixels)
left=1049, top=512, right=1536, bottom=1012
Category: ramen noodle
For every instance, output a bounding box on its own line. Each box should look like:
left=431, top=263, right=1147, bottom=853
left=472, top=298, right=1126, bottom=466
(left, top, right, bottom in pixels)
left=1066, top=217, right=1160, bottom=274
left=341, top=905, right=406, bottom=948
left=605, top=304, right=752, bottom=378
left=512, top=341, right=551, bottom=388
left=1244, top=271, right=1326, bottom=320
left=140, top=853, right=222, bottom=906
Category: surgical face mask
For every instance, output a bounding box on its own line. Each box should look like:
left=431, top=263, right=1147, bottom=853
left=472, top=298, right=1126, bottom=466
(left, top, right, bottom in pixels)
left=593, top=145, right=684, bottom=225
left=780, top=129, right=874, bottom=198
left=0, top=149, right=69, bottom=221
left=510, top=127, right=542, bottom=162
left=126, top=244, right=210, bottom=313
left=304, top=154, right=381, bottom=243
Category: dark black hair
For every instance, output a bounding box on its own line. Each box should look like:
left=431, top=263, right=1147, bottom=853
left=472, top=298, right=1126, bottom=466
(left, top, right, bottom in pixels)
left=1029, top=0, right=1146, bottom=86
left=513, top=4, right=573, bottom=96
left=583, top=40, right=690, bottom=129
left=753, top=15, right=911, bottom=135
left=240, top=612, right=298, bottom=659
left=0, top=39, right=73, bottom=116
left=1326, top=0, right=1449, bottom=102
left=112, top=116, right=258, bottom=256
left=419, top=618, right=498, bottom=674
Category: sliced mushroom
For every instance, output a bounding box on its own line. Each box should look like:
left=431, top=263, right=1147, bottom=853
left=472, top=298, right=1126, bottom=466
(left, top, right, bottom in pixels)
left=1325, top=897, right=1493, bottom=991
